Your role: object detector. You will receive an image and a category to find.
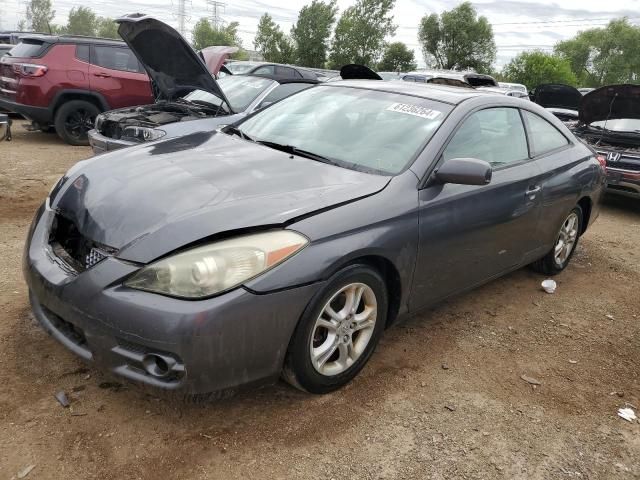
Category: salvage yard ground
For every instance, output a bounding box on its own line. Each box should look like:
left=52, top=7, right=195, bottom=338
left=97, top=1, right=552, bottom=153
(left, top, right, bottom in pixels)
left=1, top=124, right=639, bottom=479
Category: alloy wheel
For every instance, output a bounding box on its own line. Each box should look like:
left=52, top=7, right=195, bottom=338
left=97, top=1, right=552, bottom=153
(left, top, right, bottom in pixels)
left=554, top=212, right=579, bottom=265
left=64, top=109, right=95, bottom=140
left=309, top=282, right=378, bottom=376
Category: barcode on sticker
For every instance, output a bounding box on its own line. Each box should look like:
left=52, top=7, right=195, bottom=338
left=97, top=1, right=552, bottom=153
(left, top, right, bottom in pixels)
left=386, top=103, right=441, bottom=120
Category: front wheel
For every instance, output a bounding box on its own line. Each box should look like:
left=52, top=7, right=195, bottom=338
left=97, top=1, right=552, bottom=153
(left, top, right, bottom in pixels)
left=54, top=100, right=100, bottom=146
left=283, top=265, right=388, bottom=394
left=531, top=205, right=583, bottom=275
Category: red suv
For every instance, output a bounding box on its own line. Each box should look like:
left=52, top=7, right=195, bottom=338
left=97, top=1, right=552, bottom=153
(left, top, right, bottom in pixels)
left=0, top=35, right=153, bottom=145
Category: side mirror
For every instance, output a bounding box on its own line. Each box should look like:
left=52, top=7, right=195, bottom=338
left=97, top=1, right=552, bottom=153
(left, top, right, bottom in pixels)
left=434, top=158, right=492, bottom=186
left=0, top=113, right=11, bottom=142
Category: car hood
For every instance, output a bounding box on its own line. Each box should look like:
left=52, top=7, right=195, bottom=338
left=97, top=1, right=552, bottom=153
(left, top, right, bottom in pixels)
left=531, top=84, right=582, bottom=111
left=199, top=46, right=238, bottom=75
left=579, top=84, right=640, bottom=125
left=340, top=64, right=382, bottom=80
left=116, top=14, right=233, bottom=110
left=52, top=131, right=390, bottom=263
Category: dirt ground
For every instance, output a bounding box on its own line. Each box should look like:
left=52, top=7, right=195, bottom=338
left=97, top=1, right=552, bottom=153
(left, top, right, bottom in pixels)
left=1, top=123, right=639, bottom=480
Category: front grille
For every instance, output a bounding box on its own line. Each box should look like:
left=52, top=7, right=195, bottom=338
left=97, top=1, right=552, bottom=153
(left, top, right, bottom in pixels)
left=49, top=215, right=116, bottom=272
left=42, top=304, right=89, bottom=349
left=597, top=149, right=640, bottom=172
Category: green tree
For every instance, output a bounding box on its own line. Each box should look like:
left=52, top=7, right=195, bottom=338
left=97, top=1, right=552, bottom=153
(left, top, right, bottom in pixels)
left=192, top=19, right=242, bottom=49
left=378, top=41, right=416, bottom=72
left=417, top=2, right=496, bottom=71
left=291, top=0, right=338, bottom=68
left=96, top=17, right=119, bottom=39
left=555, top=18, right=640, bottom=87
left=502, top=51, right=577, bottom=91
left=24, top=0, right=55, bottom=32
left=329, top=0, right=396, bottom=69
left=254, top=13, right=293, bottom=63
left=65, top=7, right=98, bottom=36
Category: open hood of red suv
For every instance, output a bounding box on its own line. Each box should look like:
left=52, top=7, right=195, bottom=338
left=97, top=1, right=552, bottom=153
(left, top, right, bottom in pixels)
left=116, top=14, right=234, bottom=112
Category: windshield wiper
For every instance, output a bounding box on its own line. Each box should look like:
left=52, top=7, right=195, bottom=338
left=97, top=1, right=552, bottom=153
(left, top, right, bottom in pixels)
left=224, top=125, right=255, bottom=142
left=256, top=141, right=342, bottom=166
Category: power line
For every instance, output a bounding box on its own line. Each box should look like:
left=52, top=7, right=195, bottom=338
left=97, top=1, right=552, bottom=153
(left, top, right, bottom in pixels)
left=207, top=0, right=226, bottom=29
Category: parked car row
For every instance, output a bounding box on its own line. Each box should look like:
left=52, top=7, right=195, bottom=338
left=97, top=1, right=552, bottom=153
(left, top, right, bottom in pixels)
left=530, top=83, right=640, bottom=199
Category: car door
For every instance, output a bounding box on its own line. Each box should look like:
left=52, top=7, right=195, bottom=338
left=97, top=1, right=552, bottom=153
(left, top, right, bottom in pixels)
left=410, top=107, right=544, bottom=310
left=520, top=109, right=578, bottom=251
left=89, top=45, right=153, bottom=109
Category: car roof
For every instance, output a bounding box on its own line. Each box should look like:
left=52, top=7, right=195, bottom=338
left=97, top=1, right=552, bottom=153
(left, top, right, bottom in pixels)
left=326, top=80, right=492, bottom=105
left=17, top=34, right=126, bottom=47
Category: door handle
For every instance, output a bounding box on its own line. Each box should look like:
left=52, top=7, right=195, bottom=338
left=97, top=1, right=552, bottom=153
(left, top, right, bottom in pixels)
left=93, top=72, right=111, bottom=78
left=526, top=185, right=541, bottom=198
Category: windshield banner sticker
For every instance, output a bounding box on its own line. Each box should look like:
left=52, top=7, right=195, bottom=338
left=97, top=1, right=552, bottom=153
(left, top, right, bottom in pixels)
left=386, top=103, right=442, bottom=120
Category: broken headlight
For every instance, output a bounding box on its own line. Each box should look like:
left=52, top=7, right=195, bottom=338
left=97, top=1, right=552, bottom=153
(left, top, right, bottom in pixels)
left=121, top=126, right=166, bottom=143
left=124, top=231, right=308, bottom=298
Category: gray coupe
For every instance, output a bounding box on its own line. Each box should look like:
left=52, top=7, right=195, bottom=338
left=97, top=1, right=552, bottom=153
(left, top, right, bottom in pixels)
left=24, top=80, right=606, bottom=396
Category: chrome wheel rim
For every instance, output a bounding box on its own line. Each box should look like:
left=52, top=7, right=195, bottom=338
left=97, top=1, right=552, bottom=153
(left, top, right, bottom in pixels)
left=554, top=212, right=579, bottom=265
left=310, top=283, right=377, bottom=376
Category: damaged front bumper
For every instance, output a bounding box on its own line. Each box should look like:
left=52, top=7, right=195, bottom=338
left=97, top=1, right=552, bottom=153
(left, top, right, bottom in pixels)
left=23, top=203, right=323, bottom=394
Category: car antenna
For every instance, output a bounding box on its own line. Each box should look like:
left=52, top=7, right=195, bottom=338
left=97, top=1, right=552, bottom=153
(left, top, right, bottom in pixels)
left=595, top=92, right=618, bottom=147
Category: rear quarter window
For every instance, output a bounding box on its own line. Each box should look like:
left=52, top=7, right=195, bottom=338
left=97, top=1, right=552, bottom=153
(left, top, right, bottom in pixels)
left=9, top=40, right=48, bottom=58
left=92, top=46, right=143, bottom=73
left=523, top=110, right=569, bottom=156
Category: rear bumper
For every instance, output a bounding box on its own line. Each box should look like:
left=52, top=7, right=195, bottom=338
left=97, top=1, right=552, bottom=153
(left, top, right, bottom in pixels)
left=0, top=96, right=51, bottom=123
left=88, top=129, right=136, bottom=154
left=606, top=167, right=640, bottom=199
left=24, top=202, right=324, bottom=394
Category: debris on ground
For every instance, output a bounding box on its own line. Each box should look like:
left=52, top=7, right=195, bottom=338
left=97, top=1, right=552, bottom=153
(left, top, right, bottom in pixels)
left=54, top=391, right=70, bottom=408
left=569, top=360, right=578, bottom=364
left=541, top=279, right=557, bottom=294
left=605, top=314, right=615, bottom=320
left=445, top=405, right=456, bottom=412
left=441, top=363, right=449, bottom=370
left=617, top=407, right=637, bottom=422
left=17, top=465, right=36, bottom=478
left=98, top=381, right=124, bottom=392
left=520, top=374, right=542, bottom=386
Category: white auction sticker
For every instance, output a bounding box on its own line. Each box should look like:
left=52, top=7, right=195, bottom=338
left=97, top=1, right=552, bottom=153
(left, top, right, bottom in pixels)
left=386, top=103, right=442, bottom=120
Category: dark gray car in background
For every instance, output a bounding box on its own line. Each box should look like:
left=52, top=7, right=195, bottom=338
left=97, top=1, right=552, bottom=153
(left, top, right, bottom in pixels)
left=24, top=81, right=605, bottom=396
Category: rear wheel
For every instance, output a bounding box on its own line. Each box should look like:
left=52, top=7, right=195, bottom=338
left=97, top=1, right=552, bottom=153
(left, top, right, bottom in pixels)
left=283, top=265, right=387, bottom=394
left=54, top=100, right=100, bottom=146
left=531, top=205, right=583, bottom=275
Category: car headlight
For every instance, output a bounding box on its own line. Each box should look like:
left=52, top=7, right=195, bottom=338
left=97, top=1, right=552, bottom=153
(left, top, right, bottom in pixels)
left=124, top=230, right=308, bottom=298
left=121, top=125, right=166, bottom=143
left=94, top=114, right=104, bottom=131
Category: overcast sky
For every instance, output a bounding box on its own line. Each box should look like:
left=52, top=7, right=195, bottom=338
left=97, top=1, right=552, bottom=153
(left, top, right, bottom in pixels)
left=2, top=0, right=639, bottom=68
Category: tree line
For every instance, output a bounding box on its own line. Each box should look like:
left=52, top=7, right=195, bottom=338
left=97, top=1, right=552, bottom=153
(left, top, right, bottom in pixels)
left=16, top=0, right=640, bottom=88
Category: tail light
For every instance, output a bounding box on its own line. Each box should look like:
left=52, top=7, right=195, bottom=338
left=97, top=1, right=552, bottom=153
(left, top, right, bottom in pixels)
left=596, top=154, right=606, bottom=171
left=12, top=63, right=48, bottom=77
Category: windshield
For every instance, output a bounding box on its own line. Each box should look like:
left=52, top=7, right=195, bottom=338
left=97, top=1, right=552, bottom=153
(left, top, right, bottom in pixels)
left=236, top=85, right=451, bottom=175
left=225, top=62, right=259, bottom=74
left=183, top=75, right=273, bottom=112
left=591, top=118, right=640, bottom=133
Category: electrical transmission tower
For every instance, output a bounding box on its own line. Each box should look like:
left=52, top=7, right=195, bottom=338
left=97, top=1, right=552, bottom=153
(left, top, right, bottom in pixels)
left=172, top=0, right=191, bottom=36
left=207, top=0, right=226, bottom=28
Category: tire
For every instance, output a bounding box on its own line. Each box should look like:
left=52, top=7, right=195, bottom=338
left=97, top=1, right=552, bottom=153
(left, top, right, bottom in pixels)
left=54, top=100, right=100, bottom=146
left=283, top=264, right=388, bottom=394
left=530, top=205, right=583, bottom=275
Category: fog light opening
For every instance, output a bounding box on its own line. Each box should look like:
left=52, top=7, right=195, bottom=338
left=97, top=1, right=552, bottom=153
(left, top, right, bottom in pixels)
left=142, top=354, right=172, bottom=378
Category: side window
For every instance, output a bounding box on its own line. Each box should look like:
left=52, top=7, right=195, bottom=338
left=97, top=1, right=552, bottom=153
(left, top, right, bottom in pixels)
left=523, top=110, right=569, bottom=156
left=275, top=66, right=300, bottom=78
left=93, top=46, right=141, bottom=73
left=443, top=107, right=529, bottom=167
left=75, top=44, right=90, bottom=62
left=403, top=75, right=415, bottom=82
left=253, top=65, right=275, bottom=76
left=258, top=83, right=313, bottom=108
